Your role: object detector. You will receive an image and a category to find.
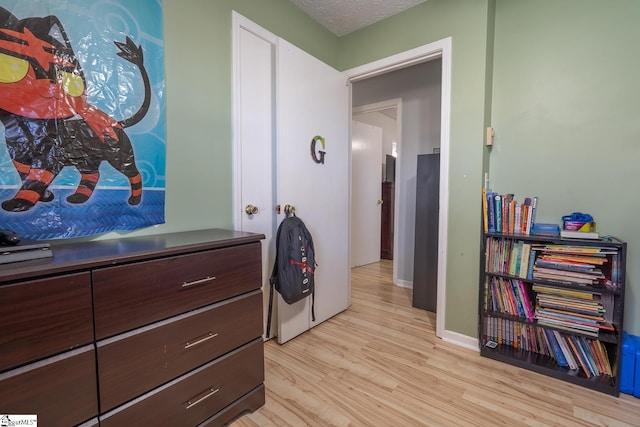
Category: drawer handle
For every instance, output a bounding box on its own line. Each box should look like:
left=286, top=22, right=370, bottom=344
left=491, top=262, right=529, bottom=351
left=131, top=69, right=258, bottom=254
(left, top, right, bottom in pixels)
left=186, top=387, right=220, bottom=409
left=184, top=332, right=218, bottom=349
left=181, top=276, right=216, bottom=288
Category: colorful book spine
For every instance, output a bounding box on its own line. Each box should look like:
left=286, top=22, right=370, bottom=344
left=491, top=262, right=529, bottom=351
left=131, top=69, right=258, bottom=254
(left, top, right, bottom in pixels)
left=530, top=196, right=538, bottom=226
left=494, top=194, right=502, bottom=233
left=482, top=188, right=489, bottom=233
left=487, top=191, right=496, bottom=233
left=545, top=329, right=568, bottom=367
left=518, top=243, right=531, bottom=278
left=526, top=250, right=536, bottom=280
left=509, top=200, right=516, bottom=234
left=514, top=204, right=522, bottom=234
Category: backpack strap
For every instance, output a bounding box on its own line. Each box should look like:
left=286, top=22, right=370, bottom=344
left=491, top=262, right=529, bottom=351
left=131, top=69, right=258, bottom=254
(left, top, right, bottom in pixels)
left=266, top=279, right=275, bottom=338
left=265, top=260, right=278, bottom=338
left=311, top=292, right=315, bottom=322
left=265, top=219, right=284, bottom=339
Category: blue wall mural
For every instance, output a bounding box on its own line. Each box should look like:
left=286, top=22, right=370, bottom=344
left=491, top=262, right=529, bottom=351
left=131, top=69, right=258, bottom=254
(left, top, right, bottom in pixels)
left=0, top=0, right=165, bottom=239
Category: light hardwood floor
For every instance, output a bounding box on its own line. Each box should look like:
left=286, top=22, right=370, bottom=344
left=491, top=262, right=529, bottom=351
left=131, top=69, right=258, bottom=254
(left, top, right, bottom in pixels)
left=231, top=260, right=640, bottom=426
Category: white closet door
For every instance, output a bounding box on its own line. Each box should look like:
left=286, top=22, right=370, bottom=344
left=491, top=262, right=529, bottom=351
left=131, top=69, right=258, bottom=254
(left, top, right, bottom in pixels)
left=276, top=39, right=350, bottom=343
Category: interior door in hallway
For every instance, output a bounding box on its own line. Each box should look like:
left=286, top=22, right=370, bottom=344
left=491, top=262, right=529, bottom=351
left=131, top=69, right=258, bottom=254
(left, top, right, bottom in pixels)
left=351, top=120, right=382, bottom=268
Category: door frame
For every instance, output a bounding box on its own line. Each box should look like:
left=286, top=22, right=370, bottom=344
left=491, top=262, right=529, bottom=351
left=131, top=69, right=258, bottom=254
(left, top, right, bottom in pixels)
left=344, top=38, right=451, bottom=339
left=231, top=13, right=351, bottom=343
left=231, top=12, right=277, bottom=230
left=232, top=12, right=451, bottom=340
left=352, top=98, right=403, bottom=286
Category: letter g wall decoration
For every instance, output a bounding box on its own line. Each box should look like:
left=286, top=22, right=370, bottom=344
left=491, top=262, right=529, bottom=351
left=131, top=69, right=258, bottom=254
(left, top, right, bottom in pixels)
left=310, top=135, right=326, bottom=164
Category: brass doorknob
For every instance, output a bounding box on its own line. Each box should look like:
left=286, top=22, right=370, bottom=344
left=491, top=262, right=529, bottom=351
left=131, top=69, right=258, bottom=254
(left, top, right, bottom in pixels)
left=377, top=200, right=383, bottom=205
left=284, top=204, right=296, bottom=215
left=245, top=204, right=259, bottom=215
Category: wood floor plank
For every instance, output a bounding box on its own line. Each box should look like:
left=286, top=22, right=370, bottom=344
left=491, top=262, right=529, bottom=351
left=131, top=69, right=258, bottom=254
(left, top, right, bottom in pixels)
left=230, top=260, right=640, bottom=426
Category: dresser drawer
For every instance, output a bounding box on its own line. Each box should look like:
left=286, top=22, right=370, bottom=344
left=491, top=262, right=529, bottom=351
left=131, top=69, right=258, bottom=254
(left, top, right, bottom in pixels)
left=93, top=242, right=262, bottom=339
left=199, top=384, right=265, bottom=427
left=97, top=290, right=263, bottom=411
left=0, top=272, right=93, bottom=372
left=100, top=338, right=264, bottom=427
left=0, top=345, right=98, bottom=426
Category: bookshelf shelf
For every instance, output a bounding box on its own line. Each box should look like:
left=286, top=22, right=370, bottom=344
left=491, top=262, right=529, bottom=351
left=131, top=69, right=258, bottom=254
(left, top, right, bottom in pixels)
left=479, top=232, right=627, bottom=396
left=483, top=271, right=622, bottom=295
left=480, top=344, right=617, bottom=395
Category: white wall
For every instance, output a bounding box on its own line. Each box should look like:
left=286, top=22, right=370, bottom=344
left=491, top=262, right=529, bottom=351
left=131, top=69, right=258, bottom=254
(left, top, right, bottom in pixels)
left=353, top=111, right=398, bottom=171
left=352, top=59, right=441, bottom=284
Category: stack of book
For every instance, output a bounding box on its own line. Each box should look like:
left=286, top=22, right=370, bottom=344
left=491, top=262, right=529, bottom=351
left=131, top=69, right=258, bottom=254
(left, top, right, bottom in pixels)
left=544, top=330, right=612, bottom=378
left=533, top=284, right=614, bottom=337
left=531, top=244, right=613, bottom=286
left=485, top=238, right=536, bottom=278
left=484, top=316, right=545, bottom=352
left=482, top=189, right=538, bottom=235
left=485, top=277, right=535, bottom=322
left=484, top=316, right=613, bottom=378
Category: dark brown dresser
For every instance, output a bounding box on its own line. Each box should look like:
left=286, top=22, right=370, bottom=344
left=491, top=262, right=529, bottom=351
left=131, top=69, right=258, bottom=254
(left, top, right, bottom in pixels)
left=0, top=229, right=265, bottom=426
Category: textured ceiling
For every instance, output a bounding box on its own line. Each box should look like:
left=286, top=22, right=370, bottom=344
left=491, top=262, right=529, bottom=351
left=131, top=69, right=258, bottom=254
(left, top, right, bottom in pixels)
left=289, top=0, right=428, bottom=36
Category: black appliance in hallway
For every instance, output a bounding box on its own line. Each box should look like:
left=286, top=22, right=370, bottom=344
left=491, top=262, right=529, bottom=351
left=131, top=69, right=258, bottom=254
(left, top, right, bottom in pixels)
left=412, top=153, right=439, bottom=312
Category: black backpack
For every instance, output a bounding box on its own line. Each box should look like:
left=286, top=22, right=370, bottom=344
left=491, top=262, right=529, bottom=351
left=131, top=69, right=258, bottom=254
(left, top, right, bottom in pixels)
left=266, top=214, right=316, bottom=338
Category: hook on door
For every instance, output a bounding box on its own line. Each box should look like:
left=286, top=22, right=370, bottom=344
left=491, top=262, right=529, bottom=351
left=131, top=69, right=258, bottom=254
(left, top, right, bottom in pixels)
left=284, top=204, right=296, bottom=216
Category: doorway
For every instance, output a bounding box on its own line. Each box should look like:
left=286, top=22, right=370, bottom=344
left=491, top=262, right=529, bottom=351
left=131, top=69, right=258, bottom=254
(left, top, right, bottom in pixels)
left=352, top=99, right=402, bottom=280
left=232, top=12, right=451, bottom=339
left=350, top=59, right=443, bottom=314
left=345, top=39, right=451, bottom=338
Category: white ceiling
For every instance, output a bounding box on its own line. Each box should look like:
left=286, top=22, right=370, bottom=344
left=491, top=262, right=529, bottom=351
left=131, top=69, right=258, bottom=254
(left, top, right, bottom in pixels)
left=289, top=0, right=428, bottom=37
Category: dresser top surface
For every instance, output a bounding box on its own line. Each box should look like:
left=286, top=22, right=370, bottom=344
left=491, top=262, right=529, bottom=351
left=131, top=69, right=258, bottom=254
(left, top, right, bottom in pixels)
left=0, top=228, right=264, bottom=284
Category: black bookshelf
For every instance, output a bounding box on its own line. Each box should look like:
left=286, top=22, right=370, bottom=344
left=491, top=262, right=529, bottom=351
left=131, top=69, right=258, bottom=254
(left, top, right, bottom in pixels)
left=478, top=232, right=627, bottom=396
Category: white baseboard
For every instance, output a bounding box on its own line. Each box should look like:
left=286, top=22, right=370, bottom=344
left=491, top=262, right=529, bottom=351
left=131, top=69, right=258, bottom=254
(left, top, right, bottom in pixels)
left=395, top=279, right=412, bottom=289
left=441, top=329, right=479, bottom=352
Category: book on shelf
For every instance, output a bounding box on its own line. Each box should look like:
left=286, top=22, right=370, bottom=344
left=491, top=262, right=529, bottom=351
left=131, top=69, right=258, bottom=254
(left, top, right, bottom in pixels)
left=546, top=329, right=569, bottom=367
left=494, top=194, right=502, bottom=233
left=526, top=250, right=536, bottom=280
left=533, top=244, right=616, bottom=255
left=531, top=284, right=598, bottom=300
left=555, top=330, right=579, bottom=370
left=567, top=335, right=592, bottom=377
left=522, top=197, right=532, bottom=236
left=482, top=188, right=489, bottom=233
left=535, top=258, right=601, bottom=272
left=579, top=337, right=601, bottom=377
left=481, top=190, right=541, bottom=236
left=519, top=243, right=531, bottom=279
left=485, top=238, right=537, bottom=277
left=561, top=229, right=600, bottom=240
left=530, top=196, right=538, bottom=228
left=487, top=191, right=496, bottom=233
left=508, top=241, right=521, bottom=276
left=533, top=266, right=605, bottom=282
left=508, top=199, right=516, bottom=234
left=533, top=283, right=613, bottom=337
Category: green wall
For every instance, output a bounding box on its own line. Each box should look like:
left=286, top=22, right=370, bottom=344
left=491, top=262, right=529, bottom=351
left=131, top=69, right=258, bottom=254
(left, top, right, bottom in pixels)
left=340, top=0, right=494, bottom=338
left=490, top=0, right=640, bottom=335
left=106, top=0, right=337, bottom=240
